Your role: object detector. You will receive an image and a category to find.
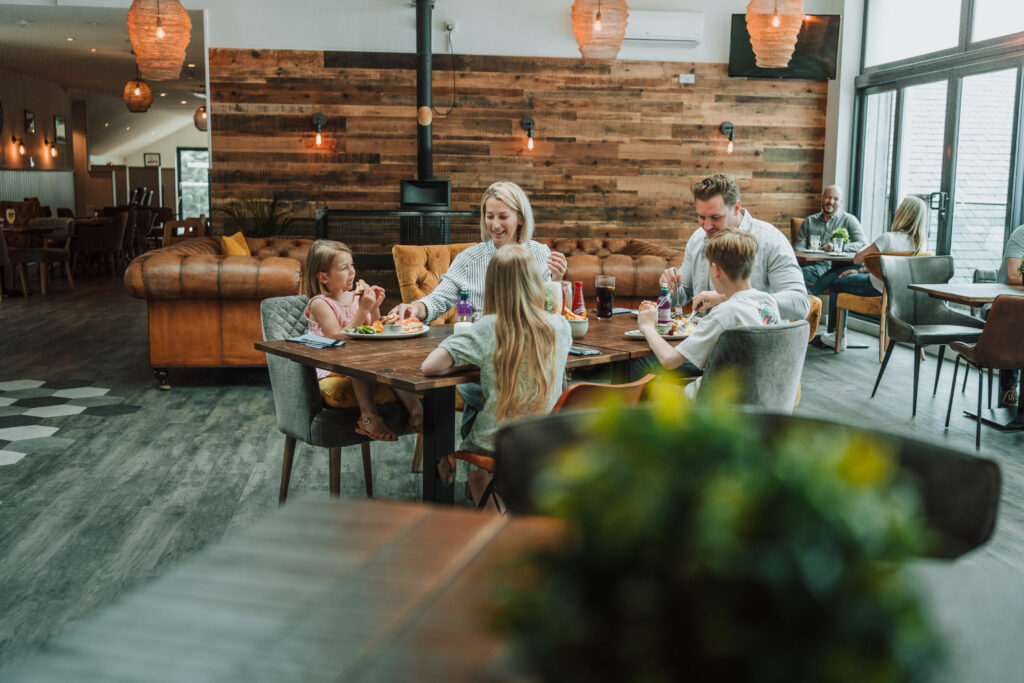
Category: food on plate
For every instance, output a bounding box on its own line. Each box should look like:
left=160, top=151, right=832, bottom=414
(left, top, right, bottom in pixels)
left=399, top=317, right=423, bottom=333
left=380, top=312, right=400, bottom=325
left=353, top=279, right=369, bottom=296
left=638, top=300, right=657, bottom=313
left=344, top=325, right=377, bottom=335
left=562, top=306, right=586, bottom=321
left=371, top=320, right=385, bottom=333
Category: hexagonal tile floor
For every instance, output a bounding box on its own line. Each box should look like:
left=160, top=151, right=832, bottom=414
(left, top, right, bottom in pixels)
left=0, top=379, right=139, bottom=467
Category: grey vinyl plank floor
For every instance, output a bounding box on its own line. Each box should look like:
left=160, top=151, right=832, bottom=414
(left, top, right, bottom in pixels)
left=1, top=278, right=1023, bottom=668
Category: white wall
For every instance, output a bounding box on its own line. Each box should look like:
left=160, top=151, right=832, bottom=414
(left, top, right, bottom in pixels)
left=123, top=123, right=208, bottom=169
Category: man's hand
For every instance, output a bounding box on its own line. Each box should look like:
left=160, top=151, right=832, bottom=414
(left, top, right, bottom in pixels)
left=389, top=302, right=426, bottom=321
left=660, top=267, right=682, bottom=292
left=547, top=251, right=568, bottom=281
left=822, top=242, right=833, bottom=252
left=691, top=290, right=725, bottom=313
left=837, top=269, right=859, bottom=279
left=637, top=306, right=658, bottom=331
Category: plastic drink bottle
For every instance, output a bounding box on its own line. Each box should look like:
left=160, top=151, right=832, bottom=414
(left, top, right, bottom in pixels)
left=572, top=281, right=586, bottom=316
left=456, top=290, right=473, bottom=322
left=657, top=285, right=671, bottom=324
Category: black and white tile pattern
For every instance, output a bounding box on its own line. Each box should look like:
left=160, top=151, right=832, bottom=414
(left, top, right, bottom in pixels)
left=0, top=380, right=140, bottom=466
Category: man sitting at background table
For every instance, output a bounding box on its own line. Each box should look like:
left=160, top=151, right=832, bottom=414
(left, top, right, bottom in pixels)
left=797, top=185, right=867, bottom=294
left=995, top=223, right=1024, bottom=408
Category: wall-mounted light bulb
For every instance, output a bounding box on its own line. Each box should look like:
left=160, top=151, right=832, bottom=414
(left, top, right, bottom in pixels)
left=727, top=139, right=734, bottom=154
left=50, top=144, right=58, bottom=158
left=315, top=131, right=322, bottom=146
left=720, top=121, right=735, bottom=155
left=312, top=112, right=326, bottom=148
left=528, top=136, right=534, bottom=150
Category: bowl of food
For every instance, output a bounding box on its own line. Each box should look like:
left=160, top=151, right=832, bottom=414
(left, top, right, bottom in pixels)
left=380, top=312, right=402, bottom=334
left=655, top=324, right=672, bottom=335
left=568, top=318, right=589, bottom=340
left=382, top=324, right=402, bottom=334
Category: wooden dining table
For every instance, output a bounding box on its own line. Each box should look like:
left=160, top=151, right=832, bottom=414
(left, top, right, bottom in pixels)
left=909, top=281, right=1024, bottom=431
left=794, top=248, right=858, bottom=263
left=4, top=497, right=1023, bottom=683
left=256, top=313, right=652, bottom=503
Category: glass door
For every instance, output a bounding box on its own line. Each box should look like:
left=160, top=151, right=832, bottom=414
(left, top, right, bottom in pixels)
left=177, top=147, right=210, bottom=219
left=857, top=91, right=896, bottom=241
left=949, top=68, right=1019, bottom=281
left=896, top=80, right=949, bottom=257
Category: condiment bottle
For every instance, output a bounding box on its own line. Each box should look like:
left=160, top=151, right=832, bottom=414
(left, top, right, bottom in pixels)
left=572, top=281, right=586, bottom=317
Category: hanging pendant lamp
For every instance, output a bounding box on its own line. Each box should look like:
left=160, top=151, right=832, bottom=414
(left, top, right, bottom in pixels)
left=745, top=0, right=804, bottom=68
left=127, top=0, right=192, bottom=81
left=124, top=72, right=154, bottom=112
left=571, top=0, right=629, bottom=62
left=193, top=105, right=207, bottom=131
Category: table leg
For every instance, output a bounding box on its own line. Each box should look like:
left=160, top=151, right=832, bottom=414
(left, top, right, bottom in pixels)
left=963, top=383, right=1024, bottom=431
left=422, top=385, right=456, bottom=504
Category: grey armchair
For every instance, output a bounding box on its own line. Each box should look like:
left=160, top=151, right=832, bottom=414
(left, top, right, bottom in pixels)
left=260, top=295, right=411, bottom=503
left=697, top=320, right=809, bottom=414
left=493, top=408, right=1001, bottom=558
left=873, top=256, right=985, bottom=416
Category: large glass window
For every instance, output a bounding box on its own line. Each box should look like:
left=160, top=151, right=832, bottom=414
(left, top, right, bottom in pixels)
left=896, top=81, right=948, bottom=256
left=949, top=68, right=1018, bottom=281
left=972, top=0, right=1024, bottom=43
left=863, top=0, right=961, bottom=68
left=857, top=91, right=896, bottom=240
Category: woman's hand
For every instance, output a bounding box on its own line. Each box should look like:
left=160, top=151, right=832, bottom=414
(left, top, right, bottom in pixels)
left=547, top=251, right=568, bottom=281
left=637, top=306, right=658, bottom=331
left=389, top=301, right=427, bottom=321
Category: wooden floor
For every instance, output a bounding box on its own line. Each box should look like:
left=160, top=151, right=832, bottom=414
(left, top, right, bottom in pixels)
left=0, top=277, right=1022, bottom=667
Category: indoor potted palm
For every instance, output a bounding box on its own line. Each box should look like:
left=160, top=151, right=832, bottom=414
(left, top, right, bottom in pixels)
left=217, top=194, right=295, bottom=238
left=492, top=386, right=942, bottom=682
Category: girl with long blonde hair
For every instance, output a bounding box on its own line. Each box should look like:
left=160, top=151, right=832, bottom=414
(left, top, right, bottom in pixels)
left=421, top=244, right=572, bottom=487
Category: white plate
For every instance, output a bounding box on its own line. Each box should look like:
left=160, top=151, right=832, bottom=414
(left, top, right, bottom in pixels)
left=624, top=329, right=689, bottom=341
left=341, top=327, right=429, bottom=340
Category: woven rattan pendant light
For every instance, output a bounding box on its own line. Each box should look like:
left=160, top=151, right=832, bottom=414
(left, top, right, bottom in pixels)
left=193, top=105, right=207, bottom=131
left=123, top=73, right=154, bottom=112
left=745, top=0, right=804, bottom=68
left=127, top=0, right=192, bottom=81
left=571, top=0, right=629, bottom=61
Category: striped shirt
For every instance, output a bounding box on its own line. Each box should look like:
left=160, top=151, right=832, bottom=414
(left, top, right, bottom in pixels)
left=416, top=240, right=553, bottom=323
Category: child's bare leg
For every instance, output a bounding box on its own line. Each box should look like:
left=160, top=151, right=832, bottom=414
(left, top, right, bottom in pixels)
left=350, top=378, right=380, bottom=420
left=395, top=389, right=423, bottom=431
left=351, top=378, right=396, bottom=441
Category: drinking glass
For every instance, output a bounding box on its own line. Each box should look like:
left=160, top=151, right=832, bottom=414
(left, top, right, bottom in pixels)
left=4, top=208, right=15, bottom=226
left=595, top=275, right=615, bottom=319
left=808, top=234, right=821, bottom=250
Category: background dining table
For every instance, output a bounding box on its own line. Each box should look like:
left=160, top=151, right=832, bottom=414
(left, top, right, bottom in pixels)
left=794, top=248, right=858, bottom=263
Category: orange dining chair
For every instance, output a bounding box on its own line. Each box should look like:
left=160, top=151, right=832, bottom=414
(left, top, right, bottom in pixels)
left=447, top=373, right=657, bottom=510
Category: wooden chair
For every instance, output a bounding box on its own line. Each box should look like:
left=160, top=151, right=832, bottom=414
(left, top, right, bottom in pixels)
left=7, top=218, right=75, bottom=295
left=448, top=373, right=657, bottom=510
left=72, top=212, right=129, bottom=276
left=833, top=251, right=917, bottom=361
left=163, top=219, right=205, bottom=246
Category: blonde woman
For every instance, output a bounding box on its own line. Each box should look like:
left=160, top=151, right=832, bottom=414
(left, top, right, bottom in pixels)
left=389, top=181, right=567, bottom=324
left=819, top=196, right=927, bottom=351
left=421, top=244, right=572, bottom=491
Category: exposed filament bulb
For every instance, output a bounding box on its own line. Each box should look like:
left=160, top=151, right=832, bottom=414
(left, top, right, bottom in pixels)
left=727, top=140, right=734, bottom=154
left=156, top=24, right=164, bottom=38
left=315, top=131, right=322, bottom=146
left=594, top=11, right=602, bottom=31
left=771, top=12, right=780, bottom=27
left=527, top=136, right=534, bottom=150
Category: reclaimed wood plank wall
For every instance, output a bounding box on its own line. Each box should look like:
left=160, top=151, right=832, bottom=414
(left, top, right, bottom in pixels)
left=209, top=48, right=827, bottom=249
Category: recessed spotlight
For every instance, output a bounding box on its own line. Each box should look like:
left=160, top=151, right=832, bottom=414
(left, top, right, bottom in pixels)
left=126, top=126, right=131, bottom=131
left=104, top=122, right=109, bottom=127
left=160, top=92, right=166, bottom=97
left=67, top=37, right=75, bottom=42
left=187, top=63, right=195, bottom=68
left=180, top=100, right=187, bottom=104
left=90, top=48, right=97, bottom=53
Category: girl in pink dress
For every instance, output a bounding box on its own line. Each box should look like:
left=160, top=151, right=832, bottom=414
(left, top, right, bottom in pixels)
left=304, top=240, right=422, bottom=441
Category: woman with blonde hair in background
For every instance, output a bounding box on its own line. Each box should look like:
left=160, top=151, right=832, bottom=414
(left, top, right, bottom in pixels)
left=818, top=195, right=927, bottom=351
left=421, top=244, right=572, bottom=503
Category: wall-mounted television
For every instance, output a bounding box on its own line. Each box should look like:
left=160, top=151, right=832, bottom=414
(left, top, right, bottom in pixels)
left=728, top=14, right=841, bottom=80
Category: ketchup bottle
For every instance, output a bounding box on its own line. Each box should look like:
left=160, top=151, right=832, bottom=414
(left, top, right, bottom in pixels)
left=572, top=281, right=586, bottom=317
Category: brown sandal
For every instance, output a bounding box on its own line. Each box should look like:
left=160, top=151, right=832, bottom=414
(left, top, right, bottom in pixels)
left=355, top=415, right=397, bottom=442
left=407, top=413, right=424, bottom=433
left=437, top=453, right=456, bottom=487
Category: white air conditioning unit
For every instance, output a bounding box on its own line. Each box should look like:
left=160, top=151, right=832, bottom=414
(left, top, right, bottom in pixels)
left=623, top=10, right=703, bottom=47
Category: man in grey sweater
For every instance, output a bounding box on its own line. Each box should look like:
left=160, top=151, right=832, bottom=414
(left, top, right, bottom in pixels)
left=661, top=174, right=810, bottom=321
left=797, top=185, right=867, bottom=294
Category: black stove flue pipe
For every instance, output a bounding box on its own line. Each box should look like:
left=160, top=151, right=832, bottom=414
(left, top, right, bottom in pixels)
left=416, top=0, right=433, bottom=180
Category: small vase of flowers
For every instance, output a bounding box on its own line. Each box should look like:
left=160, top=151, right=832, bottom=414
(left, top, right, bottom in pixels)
left=830, top=227, right=850, bottom=253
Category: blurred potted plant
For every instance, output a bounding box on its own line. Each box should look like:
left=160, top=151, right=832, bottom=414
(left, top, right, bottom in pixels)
left=217, top=194, right=295, bottom=238
left=829, top=226, right=850, bottom=253
left=492, top=386, right=942, bottom=682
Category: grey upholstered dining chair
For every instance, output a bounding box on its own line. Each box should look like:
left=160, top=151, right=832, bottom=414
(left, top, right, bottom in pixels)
left=260, top=295, right=412, bottom=503
left=494, top=408, right=1001, bottom=559
left=697, top=320, right=809, bottom=414
left=873, top=256, right=985, bottom=416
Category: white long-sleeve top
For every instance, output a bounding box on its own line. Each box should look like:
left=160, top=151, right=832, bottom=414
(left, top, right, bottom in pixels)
left=415, top=240, right=553, bottom=323
left=675, top=209, right=811, bottom=320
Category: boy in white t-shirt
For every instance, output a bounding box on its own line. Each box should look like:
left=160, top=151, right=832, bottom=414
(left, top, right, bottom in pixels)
left=638, top=229, right=780, bottom=396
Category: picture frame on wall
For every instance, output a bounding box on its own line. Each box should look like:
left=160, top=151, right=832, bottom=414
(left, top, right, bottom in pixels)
left=143, top=152, right=161, bottom=167
left=25, top=110, right=35, bottom=134
left=53, top=116, right=67, bottom=142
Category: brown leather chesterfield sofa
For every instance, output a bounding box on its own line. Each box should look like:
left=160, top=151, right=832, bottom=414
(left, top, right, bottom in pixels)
left=124, top=237, right=312, bottom=387
left=392, top=238, right=683, bottom=323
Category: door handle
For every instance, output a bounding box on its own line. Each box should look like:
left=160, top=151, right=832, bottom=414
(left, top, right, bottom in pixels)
left=929, top=191, right=949, bottom=211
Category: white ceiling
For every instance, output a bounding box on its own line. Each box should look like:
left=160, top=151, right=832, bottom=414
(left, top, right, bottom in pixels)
left=0, top=3, right=207, bottom=161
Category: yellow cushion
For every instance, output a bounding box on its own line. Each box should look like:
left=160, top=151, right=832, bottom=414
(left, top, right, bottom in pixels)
left=221, top=231, right=250, bottom=256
